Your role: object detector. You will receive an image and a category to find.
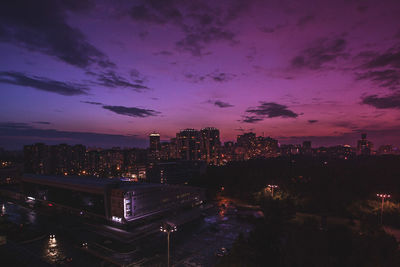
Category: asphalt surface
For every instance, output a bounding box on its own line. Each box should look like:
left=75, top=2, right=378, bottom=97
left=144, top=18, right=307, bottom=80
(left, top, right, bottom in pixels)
left=0, top=196, right=253, bottom=266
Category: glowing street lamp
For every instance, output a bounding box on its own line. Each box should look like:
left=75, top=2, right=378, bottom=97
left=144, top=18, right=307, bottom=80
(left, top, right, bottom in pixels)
left=267, top=184, right=279, bottom=197
left=160, top=222, right=177, bottom=267
left=376, top=193, right=391, bottom=224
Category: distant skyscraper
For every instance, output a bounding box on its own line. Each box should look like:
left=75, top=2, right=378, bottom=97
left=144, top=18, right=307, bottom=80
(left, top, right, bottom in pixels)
left=149, top=133, right=161, bottom=152
left=24, top=143, right=49, bottom=174
left=176, top=129, right=201, bottom=161
left=200, top=127, right=221, bottom=164
left=237, top=132, right=256, bottom=148
left=357, top=133, right=373, bottom=155
left=302, top=141, right=312, bottom=155
left=169, top=138, right=178, bottom=159
left=149, top=133, right=161, bottom=161
left=221, top=141, right=235, bottom=162
left=378, top=144, right=393, bottom=155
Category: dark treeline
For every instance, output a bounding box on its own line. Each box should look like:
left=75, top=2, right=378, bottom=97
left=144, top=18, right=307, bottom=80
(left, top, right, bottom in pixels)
left=217, top=198, right=400, bottom=267
left=191, top=155, right=400, bottom=221
left=192, top=155, right=400, bottom=266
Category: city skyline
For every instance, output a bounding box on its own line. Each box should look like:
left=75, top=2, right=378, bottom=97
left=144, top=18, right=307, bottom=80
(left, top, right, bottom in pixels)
left=0, top=125, right=397, bottom=151
left=2, top=0, right=400, bottom=150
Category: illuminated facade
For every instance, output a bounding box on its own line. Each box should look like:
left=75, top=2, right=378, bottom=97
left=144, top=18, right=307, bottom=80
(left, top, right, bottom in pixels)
left=176, top=129, right=201, bottom=161
left=21, top=174, right=205, bottom=225
left=200, top=127, right=221, bottom=164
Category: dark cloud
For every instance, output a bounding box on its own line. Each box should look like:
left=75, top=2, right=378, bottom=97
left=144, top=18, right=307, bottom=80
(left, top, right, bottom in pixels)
left=184, top=73, right=205, bottom=82
left=0, top=122, right=147, bottom=150
left=90, top=71, right=150, bottom=92
left=355, top=44, right=400, bottom=90
left=242, top=102, right=298, bottom=123
left=246, top=102, right=298, bottom=118
left=0, top=122, right=32, bottom=130
left=296, top=15, right=315, bottom=27
left=129, top=0, right=250, bottom=56
left=308, top=120, right=318, bottom=124
left=0, top=71, right=88, bottom=96
left=129, top=69, right=142, bottom=78
left=138, top=30, right=149, bottom=40
left=82, top=102, right=160, bottom=118
left=80, top=101, right=102, bottom=105
left=210, top=100, right=234, bottom=108
left=32, top=121, right=51, bottom=125
left=0, top=0, right=114, bottom=69
left=362, top=93, right=400, bottom=109
left=242, top=116, right=264, bottom=123
left=210, top=72, right=236, bottom=82
left=185, top=70, right=236, bottom=83
left=363, top=47, right=400, bottom=70
left=102, top=105, right=160, bottom=117
left=176, top=27, right=236, bottom=56
left=357, top=69, right=400, bottom=90
left=153, top=50, right=174, bottom=56
left=234, top=127, right=254, bottom=132
left=130, top=3, right=182, bottom=24
left=291, top=37, right=347, bottom=69
left=333, top=121, right=359, bottom=130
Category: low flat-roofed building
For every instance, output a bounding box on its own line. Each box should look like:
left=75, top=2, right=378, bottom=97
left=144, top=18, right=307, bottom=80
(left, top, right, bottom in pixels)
left=21, top=174, right=205, bottom=225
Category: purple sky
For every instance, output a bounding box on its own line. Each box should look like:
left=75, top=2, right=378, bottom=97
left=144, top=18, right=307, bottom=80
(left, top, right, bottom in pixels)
left=1, top=0, right=400, bottom=150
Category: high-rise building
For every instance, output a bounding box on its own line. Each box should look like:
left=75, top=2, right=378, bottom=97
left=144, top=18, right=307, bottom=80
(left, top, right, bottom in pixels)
left=237, top=132, right=256, bottom=160
left=24, top=143, right=49, bottom=174
left=221, top=141, right=235, bottom=163
left=149, top=133, right=161, bottom=161
left=169, top=138, right=178, bottom=159
left=357, top=133, right=373, bottom=155
left=200, top=127, right=221, bottom=164
left=378, top=145, right=393, bottom=155
left=176, top=129, right=201, bottom=161
left=160, top=142, right=171, bottom=160
left=302, top=141, right=312, bottom=155
left=149, top=133, right=161, bottom=152
left=236, top=132, right=278, bottom=159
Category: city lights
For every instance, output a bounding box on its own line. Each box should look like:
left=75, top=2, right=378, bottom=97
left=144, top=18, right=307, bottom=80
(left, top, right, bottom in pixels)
left=160, top=222, right=178, bottom=267
left=112, top=216, right=122, bottom=223
left=1, top=1, right=400, bottom=265
left=376, top=193, right=391, bottom=224
left=267, top=184, right=279, bottom=197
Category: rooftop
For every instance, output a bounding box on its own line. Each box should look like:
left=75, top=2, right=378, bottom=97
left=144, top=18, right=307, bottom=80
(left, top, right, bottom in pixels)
left=22, top=174, right=166, bottom=194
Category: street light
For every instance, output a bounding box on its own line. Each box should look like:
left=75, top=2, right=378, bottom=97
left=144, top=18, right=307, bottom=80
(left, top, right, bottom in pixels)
left=160, top=222, right=177, bottom=267
left=267, top=184, right=278, bottom=197
left=376, top=193, right=391, bottom=224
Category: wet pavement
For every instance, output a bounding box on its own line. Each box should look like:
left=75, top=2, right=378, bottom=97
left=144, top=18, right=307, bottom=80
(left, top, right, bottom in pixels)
left=0, top=195, right=253, bottom=266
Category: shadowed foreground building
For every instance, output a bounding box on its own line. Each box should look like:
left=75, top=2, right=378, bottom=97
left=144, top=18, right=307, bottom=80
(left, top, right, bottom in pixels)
left=20, top=174, right=205, bottom=225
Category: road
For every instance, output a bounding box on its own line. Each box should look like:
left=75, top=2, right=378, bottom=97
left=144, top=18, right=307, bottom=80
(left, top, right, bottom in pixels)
left=0, top=195, right=253, bottom=266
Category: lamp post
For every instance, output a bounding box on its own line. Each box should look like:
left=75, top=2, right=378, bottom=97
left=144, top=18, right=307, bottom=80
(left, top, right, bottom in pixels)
left=267, top=184, right=278, bottom=197
left=376, top=193, right=391, bottom=224
left=160, top=222, right=177, bottom=267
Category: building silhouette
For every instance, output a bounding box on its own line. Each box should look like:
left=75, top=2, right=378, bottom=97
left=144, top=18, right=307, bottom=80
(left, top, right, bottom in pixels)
left=357, top=133, right=373, bottom=155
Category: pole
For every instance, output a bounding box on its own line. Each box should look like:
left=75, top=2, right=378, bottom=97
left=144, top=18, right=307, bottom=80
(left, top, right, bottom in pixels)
left=271, top=187, right=274, bottom=197
left=380, top=197, right=384, bottom=225
left=167, top=231, right=170, bottom=267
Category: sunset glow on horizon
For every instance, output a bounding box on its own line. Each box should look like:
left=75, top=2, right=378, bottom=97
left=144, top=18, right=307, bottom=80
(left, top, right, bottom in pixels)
left=1, top=0, right=400, bottom=149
